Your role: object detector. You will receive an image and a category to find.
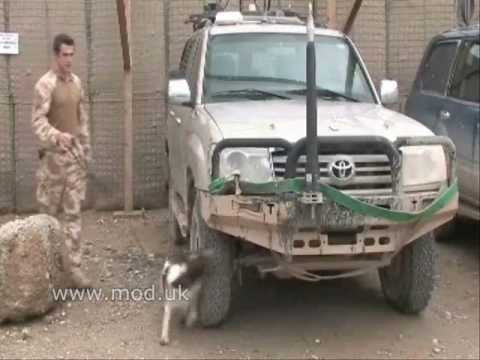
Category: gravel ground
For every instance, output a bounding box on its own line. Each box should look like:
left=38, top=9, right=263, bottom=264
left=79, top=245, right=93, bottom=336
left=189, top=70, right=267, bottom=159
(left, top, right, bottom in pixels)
left=0, top=210, right=478, bottom=359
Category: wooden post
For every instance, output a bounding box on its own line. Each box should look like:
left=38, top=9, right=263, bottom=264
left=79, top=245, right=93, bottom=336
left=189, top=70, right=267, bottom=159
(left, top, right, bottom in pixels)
left=343, top=0, right=363, bottom=35
left=327, top=0, right=337, bottom=29
left=116, top=0, right=134, bottom=213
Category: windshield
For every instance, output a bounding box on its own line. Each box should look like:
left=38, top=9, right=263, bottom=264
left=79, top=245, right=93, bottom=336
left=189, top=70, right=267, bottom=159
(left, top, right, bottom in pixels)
left=203, top=33, right=376, bottom=103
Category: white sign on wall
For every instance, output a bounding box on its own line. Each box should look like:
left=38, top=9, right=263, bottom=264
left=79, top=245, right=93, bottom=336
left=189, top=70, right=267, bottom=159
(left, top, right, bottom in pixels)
left=0, top=33, right=19, bottom=55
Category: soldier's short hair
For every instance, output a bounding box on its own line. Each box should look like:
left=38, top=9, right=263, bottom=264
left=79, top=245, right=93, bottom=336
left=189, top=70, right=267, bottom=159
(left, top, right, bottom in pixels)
left=53, top=33, right=75, bottom=54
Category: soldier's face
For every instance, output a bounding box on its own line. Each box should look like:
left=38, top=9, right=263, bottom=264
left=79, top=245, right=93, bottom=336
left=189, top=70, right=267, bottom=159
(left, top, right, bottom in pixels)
left=55, top=44, right=75, bottom=74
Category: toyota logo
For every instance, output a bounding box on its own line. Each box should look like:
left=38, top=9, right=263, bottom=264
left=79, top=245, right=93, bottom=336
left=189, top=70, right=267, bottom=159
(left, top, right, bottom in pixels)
left=329, top=157, right=355, bottom=182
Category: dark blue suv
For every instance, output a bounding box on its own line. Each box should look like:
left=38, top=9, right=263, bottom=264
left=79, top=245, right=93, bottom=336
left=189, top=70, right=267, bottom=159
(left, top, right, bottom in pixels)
left=405, top=24, right=479, bottom=231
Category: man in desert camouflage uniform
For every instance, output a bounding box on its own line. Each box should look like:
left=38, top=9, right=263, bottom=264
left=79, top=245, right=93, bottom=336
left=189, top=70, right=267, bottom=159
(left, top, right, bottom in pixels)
left=32, top=33, right=91, bottom=288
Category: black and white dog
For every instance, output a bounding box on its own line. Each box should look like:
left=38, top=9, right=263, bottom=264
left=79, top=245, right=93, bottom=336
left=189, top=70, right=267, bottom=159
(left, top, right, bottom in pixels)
left=160, top=250, right=211, bottom=345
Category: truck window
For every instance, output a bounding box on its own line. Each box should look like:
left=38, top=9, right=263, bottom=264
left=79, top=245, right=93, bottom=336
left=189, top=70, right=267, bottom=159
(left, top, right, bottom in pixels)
left=178, top=32, right=203, bottom=102
left=180, top=37, right=195, bottom=73
left=449, top=41, right=480, bottom=103
left=419, top=41, right=458, bottom=95
left=204, top=33, right=375, bottom=103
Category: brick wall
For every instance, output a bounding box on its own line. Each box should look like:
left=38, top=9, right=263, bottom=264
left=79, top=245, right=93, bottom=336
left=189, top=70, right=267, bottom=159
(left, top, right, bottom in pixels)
left=0, top=0, right=169, bottom=213
left=387, top=0, right=458, bottom=107
left=88, top=0, right=124, bottom=210
left=131, top=0, right=168, bottom=209
left=0, top=0, right=14, bottom=212
left=168, top=0, right=203, bottom=71
left=335, top=0, right=461, bottom=106
left=342, top=0, right=387, bottom=87
left=6, top=0, right=52, bottom=212
left=0, top=0, right=477, bottom=213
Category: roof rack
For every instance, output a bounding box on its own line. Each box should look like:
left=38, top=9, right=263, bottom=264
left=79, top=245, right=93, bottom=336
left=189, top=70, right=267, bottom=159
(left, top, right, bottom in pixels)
left=185, top=6, right=218, bottom=31
left=185, top=7, right=326, bottom=32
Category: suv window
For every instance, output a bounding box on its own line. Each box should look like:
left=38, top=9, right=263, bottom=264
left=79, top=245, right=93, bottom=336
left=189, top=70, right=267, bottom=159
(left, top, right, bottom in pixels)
left=420, top=41, right=458, bottom=94
left=204, top=33, right=375, bottom=103
left=180, top=37, right=195, bottom=73
left=449, top=41, right=480, bottom=103
left=179, top=32, right=204, bottom=102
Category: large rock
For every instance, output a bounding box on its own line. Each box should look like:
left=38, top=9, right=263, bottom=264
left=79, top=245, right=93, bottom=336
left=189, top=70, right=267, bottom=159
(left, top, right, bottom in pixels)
left=0, top=214, right=69, bottom=323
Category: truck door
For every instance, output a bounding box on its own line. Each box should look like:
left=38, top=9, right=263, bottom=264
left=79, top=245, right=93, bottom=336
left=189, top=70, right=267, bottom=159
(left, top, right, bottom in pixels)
left=404, top=40, right=460, bottom=131
left=168, top=36, right=197, bottom=200
left=445, top=39, right=480, bottom=213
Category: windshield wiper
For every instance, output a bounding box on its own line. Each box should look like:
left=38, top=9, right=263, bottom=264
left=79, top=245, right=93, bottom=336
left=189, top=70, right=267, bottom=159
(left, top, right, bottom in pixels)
left=287, top=88, right=359, bottom=102
left=209, top=88, right=290, bottom=100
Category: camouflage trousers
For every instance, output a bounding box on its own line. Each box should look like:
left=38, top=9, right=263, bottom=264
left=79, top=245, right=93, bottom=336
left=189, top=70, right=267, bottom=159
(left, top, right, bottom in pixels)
left=36, top=149, right=87, bottom=269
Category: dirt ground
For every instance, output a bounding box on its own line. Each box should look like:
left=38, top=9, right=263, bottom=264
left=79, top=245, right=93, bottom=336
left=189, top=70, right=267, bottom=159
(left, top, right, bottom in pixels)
left=0, top=209, right=478, bottom=359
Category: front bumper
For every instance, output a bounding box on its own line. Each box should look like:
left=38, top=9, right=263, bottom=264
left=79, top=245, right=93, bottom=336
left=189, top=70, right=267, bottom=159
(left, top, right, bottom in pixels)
left=200, top=189, right=458, bottom=256
left=204, top=135, right=458, bottom=257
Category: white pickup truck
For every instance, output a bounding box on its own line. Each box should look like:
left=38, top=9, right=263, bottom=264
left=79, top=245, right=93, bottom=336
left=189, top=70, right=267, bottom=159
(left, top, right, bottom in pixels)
left=166, top=10, right=458, bottom=327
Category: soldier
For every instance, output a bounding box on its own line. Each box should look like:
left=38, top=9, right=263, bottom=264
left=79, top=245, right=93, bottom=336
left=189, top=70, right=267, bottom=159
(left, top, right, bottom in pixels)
left=32, top=33, right=92, bottom=288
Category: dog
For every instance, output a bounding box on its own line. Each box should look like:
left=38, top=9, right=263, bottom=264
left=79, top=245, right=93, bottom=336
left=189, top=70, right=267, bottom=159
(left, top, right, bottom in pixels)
left=159, top=250, right=211, bottom=345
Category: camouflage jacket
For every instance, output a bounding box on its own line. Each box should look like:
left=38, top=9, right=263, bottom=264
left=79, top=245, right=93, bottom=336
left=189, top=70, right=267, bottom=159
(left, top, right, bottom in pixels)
left=31, top=70, right=91, bottom=162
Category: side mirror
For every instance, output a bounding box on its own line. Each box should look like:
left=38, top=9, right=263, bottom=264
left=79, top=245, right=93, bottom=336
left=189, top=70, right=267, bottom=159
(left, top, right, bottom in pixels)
left=168, top=78, right=191, bottom=106
left=380, top=79, right=399, bottom=105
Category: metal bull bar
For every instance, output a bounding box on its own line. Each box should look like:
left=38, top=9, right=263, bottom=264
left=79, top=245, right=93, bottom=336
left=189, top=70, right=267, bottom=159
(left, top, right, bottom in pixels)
left=284, top=135, right=402, bottom=193
left=210, top=134, right=457, bottom=192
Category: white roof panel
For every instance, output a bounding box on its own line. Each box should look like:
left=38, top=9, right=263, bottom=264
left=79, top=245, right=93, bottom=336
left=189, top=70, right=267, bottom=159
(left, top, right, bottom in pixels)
left=210, top=23, right=344, bottom=38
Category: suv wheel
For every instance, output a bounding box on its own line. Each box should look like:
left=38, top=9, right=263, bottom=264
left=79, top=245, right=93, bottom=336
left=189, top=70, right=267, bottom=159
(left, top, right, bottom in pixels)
left=379, top=232, right=435, bottom=314
left=168, top=181, right=184, bottom=247
left=190, top=192, right=233, bottom=327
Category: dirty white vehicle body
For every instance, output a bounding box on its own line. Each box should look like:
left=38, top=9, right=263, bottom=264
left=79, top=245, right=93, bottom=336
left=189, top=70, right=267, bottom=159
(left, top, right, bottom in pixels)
left=166, top=12, right=459, bottom=326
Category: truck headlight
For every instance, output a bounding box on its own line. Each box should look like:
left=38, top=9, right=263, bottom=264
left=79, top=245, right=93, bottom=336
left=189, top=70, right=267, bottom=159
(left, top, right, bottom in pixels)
left=400, top=145, right=448, bottom=190
left=219, top=148, right=274, bottom=183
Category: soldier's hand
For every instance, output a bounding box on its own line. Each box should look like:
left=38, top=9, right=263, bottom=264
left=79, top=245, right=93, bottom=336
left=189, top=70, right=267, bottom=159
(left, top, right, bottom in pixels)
left=57, top=132, right=74, bottom=151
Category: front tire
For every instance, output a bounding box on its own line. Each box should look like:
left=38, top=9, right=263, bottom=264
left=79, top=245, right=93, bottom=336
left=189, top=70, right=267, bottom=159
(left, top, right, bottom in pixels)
left=379, top=232, right=435, bottom=314
left=168, top=181, right=184, bottom=248
left=190, top=192, right=233, bottom=327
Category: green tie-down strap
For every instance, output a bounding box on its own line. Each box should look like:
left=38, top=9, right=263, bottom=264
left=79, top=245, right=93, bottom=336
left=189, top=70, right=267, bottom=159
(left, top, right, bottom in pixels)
left=209, top=176, right=458, bottom=223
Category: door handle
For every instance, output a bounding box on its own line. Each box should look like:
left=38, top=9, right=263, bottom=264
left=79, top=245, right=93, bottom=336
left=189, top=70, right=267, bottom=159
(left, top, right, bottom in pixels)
left=439, top=110, right=451, bottom=121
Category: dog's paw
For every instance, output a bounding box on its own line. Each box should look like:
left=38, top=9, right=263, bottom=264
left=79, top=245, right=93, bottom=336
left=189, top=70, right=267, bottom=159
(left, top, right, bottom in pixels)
left=160, top=337, right=170, bottom=346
